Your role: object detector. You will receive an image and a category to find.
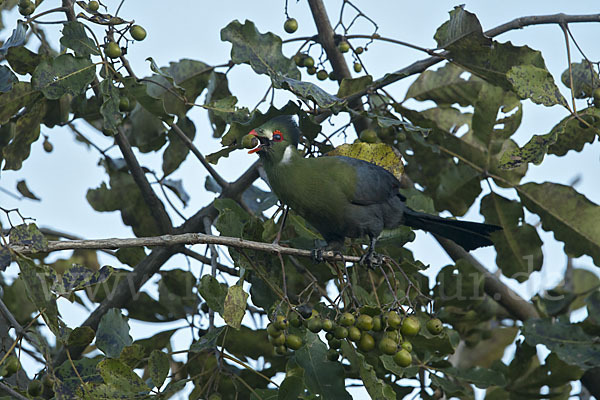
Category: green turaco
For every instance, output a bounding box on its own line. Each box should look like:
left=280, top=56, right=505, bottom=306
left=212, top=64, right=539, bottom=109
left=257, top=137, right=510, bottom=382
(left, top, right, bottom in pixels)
left=248, top=115, right=500, bottom=265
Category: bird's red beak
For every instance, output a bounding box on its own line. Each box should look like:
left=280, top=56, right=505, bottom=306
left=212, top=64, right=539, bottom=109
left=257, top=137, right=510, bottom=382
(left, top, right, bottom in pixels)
left=247, top=129, right=261, bottom=154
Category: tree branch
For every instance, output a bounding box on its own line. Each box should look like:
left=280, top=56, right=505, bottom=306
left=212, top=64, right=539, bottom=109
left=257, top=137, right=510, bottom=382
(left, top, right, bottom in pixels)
left=114, top=128, right=173, bottom=234
left=348, top=12, right=600, bottom=103
left=10, top=232, right=360, bottom=263
left=307, top=0, right=367, bottom=133
left=435, top=236, right=539, bottom=321
left=165, top=119, right=229, bottom=190
left=53, top=161, right=261, bottom=364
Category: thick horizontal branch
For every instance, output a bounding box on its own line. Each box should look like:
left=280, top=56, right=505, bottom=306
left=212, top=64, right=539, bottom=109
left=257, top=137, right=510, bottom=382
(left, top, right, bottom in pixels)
left=350, top=12, right=600, bottom=101
left=10, top=232, right=361, bottom=263
left=435, top=236, right=539, bottom=321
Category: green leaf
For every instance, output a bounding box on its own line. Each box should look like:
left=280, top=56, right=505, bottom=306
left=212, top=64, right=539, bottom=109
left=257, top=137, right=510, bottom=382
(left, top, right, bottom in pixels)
left=122, top=76, right=169, bottom=119
left=144, top=58, right=211, bottom=117
left=548, top=108, right=599, bottom=157
left=337, top=75, right=373, bottom=98
left=3, top=98, right=45, bottom=171
left=341, top=341, right=396, bottom=399
left=126, top=106, right=167, bottom=152
left=434, top=260, right=484, bottom=308
left=60, top=21, right=100, bottom=57
left=221, top=19, right=300, bottom=79
left=434, top=6, right=490, bottom=50
left=435, top=7, right=563, bottom=106
left=96, top=308, right=133, bottom=358
left=278, top=363, right=304, bottom=400
left=523, top=318, right=600, bottom=369
left=189, top=326, right=225, bottom=352
left=0, top=65, right=17, bottom=92
left=148, top=350, right=170, bottom=388
left=99, top=78, right=122, bottom=135
left=134, top=329, right=178, bottom=355
left=5, top=46, right=43, bottom=75
left=198, top=275, right=228, bottom=315
left=272, top=73, right=345, bottom=108
left=586, top=291, right=600, bottom=325
left=9, top=223, right=47, bottom=251
left=250, top=389, right=278, bottom=400
left=379, top=355, right=416, bottom=378
left=223, top=284, right=248, bottom=329
left=15, top=255, right=62, bottom=338
left=86, top=163, right=161, bottom=237
left=480, top=193, right=542, bottom=281
left=405, top=63, right=482, bottom=106
left=0, top=246, right=10, bottom=271
left=430, top=374, right=466, bottom=396
left=203, top=95, right=249, bottom=126
left=518, top=182, right=600, bottom=266
left=214, top=198, right=250, bottom=238
left=442, top=366, right=506, bottom=388
left=115, top=247, right=146, bottom=267
left=561, top=60, right=599, bottom=98
left=206, top=71, right=233, bottom=137
left=498, top=131, right=555, bottom=169
left=96, top=358, right=148, bottom=394
left=32, top=53, right=96, bottom=100
left=53, top=264, right=113, bottom=295
left=0, top=81, right=38, bottom=124
left=0, top=20, right=27, bottom=55
left=67, top=326, right=96, bottom=349
left=54, top=357, right=102, bottom=398
left=434, top=162, right=481, bottom=216
left=163, top=179, right=190, bottom=206
left=162, top=116, right=196, bottom=176
left=16, top=179, right=40, bottom=200
left=158, top=269, right=199, bottom=319
left=570, top=268, right=600, bottom=310
left=507, top=65, right=568, bottom=107
left=292, top=331, right=352, bottom=400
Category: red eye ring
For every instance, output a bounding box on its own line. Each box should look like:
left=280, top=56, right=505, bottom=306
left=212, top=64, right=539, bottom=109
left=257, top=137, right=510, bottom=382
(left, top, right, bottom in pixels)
left=272, top=130, right=283, bottom=142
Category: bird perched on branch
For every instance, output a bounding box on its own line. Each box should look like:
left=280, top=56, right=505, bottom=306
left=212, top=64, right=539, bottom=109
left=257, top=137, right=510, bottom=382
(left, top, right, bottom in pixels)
left=247, top=115, right=500, bottom=266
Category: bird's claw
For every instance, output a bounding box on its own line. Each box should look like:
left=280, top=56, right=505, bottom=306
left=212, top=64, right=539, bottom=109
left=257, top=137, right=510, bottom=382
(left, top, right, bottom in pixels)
left=311, top=249, right=345, bottom=264
left=359, top=251, right=384, bottom=269
left=311, top=248, right=324, bottom=264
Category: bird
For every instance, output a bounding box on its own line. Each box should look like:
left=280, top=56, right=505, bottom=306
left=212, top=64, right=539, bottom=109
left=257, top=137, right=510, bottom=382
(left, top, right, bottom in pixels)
left=247, top=115, right=501, bottom=266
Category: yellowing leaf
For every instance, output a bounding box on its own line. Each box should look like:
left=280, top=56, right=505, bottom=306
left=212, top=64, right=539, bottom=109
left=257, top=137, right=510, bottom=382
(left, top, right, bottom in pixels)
left=223, top=284, right=248, bottom=329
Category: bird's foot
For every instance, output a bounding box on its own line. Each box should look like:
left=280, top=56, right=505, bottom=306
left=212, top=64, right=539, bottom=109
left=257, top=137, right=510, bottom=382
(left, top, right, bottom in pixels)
left=311, top=248, right=325, bottom=264
left=359, top=251, right=384, bottom=269
left=310, top=248, right=345, bottom=264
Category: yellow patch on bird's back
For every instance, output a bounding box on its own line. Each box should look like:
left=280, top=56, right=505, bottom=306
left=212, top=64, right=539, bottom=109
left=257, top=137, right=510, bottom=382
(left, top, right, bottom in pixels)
left=326, top=142, right=404, bottom=181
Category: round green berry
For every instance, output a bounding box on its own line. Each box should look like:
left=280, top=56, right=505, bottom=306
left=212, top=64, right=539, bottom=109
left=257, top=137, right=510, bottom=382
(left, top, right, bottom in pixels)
left=339, top=312, right=355, bottom=327
left=286, top=334, right=303, bottom=350
left=426, top=318, right=443, bottom=335
left=284, top=18, right=298, bottom=34
left=400, top=316, right=421, bottom=337
left=338, top=41, right=350, bottom=53
left=105, top=41, right=122, bottom=58
left=317, top=70, right=328, bottom=80
left=393, top=349, right=412, bottom=367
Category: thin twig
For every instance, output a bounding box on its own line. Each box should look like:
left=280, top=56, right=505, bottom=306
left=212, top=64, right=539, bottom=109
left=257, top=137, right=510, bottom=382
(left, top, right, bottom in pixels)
left=165, top=120, right=229, bottom=190
left=0, top=381, right=29, bottom=400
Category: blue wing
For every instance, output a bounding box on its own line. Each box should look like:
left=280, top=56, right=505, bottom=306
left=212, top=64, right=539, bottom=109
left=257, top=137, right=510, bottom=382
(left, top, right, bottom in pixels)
left=333, top=156, right=405, bottom=206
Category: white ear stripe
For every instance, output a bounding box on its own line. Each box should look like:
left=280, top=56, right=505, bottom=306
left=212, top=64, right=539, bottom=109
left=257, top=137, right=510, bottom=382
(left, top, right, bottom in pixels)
left=281, top=145, right=294, bottom=164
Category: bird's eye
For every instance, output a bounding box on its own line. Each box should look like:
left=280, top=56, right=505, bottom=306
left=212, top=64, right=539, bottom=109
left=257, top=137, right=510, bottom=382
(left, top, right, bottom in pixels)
left=273, top=130, right=283, bottom=142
